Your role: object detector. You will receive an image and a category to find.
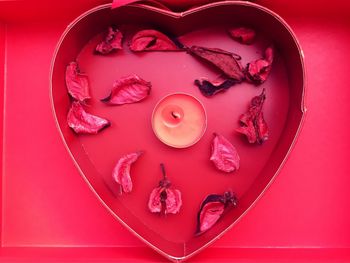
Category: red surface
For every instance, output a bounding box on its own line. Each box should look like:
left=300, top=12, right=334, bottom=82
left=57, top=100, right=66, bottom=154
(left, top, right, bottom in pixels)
left=1, top=0, right=350, bottom=262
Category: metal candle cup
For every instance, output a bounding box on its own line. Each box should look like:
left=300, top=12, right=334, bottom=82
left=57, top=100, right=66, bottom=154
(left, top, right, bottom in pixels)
left=152, top=93, right=207, bottom=148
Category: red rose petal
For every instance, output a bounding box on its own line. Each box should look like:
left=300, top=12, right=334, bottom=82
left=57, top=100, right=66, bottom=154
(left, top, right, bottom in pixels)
left=129, top=29, right=181, bottom=51
left=101, top=75, right=152, bottom=105
left=67, top=101, right=110, bottom=134
left=65, top=62, right=90, bottom=102
left=199, top=201, right=225, bottom=233
left=95, top=26, right=123, bottom=55
left=246, top=46, right=274, bottom=84
left=194, top=78, right=238, bottom=97
left=165, top=188, right=182, bottom=214
left=210, top=133, right=240, bottom=173
left=196, top=191, right=237, bottom=235
left=228, top=27, right=256, bottom=44
left=190, top=46, right=245, bottom=81
left=148, top=187, right=163, bottom=213
left=112, top=151, right=143, bottom=193
left=236, top=89, right=268, bottom=144
left=148, top=164, right=182, bottom=215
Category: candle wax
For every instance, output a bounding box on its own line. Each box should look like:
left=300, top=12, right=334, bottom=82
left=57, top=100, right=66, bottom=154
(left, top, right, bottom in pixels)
left=152, top=93, right=207, bottom=148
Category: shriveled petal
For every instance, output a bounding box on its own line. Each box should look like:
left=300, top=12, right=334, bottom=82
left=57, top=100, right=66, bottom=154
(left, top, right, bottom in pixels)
left=65, top=62, right=90, bottom=102
left=236, top=118, right=257, bottom=144
left=236, top=89, right=268, bottom=144
left=112, top=151, right=143, bottom=193
left=148, top=187, right=163, bottom=213
left=264, top=46, right=274, bottom=64
left=194, top=78, right=238, bottom=97
left=246, top=46, right=274, bottom=84
left=228, top=27, right=256, bottom=44
left=95, top=26, right=123, bottom=54
left=165, top=189, right=182, bottom=214
left=101, top=75, right=151, bottom=105
left=196, top=191, right=237, bottom=235
left=190, top=46, right=245, bottom=81
left=199, top=201, right=225, bottom=233
left=129, top=29, right=181, bottom=51
left=67, top=102, right=110, bottom=134
left=210, top=133, right=240, bottom=173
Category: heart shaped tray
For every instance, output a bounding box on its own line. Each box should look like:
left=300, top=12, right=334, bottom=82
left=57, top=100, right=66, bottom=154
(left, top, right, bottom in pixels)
left=50, top=1, right=305, bottom=261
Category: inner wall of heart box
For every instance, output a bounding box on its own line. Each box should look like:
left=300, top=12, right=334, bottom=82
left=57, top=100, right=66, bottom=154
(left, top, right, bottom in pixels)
left=50, top=1, right=305, bottom=261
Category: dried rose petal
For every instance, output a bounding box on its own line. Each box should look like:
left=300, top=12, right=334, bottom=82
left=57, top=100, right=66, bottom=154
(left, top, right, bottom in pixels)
left=148, top=164, right=182, bottom=215
left=196, top=191, right=237, bottom=235
left=236, top=89, right=268, bottom=144
left=67, top=101, right=110, bottom=134
left=210, top=133, right=240, bottom=173
left=129, top=29, right=183, bottom=52
left=112, top=151, right=143, bottom=193
left=246, top=46, right=274, bottom=84
left=65, top=62, right=90, bottom=102
left=194, top=78, right=238, bottom=97
left=189, top=46, right=245, bottom=81
left=95, top=26, right=123, bottom=54
left=228, top=27, right=256, bottom=44
left=101, top=75, right=152, bottom=105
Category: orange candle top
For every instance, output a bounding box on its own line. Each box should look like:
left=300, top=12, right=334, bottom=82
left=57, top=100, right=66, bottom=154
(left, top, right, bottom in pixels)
left=152, top=93, right=207, bottom=148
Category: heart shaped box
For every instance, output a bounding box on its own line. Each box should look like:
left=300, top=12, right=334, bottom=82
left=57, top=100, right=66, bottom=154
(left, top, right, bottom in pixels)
left=50, top=1, right=305, bottom=261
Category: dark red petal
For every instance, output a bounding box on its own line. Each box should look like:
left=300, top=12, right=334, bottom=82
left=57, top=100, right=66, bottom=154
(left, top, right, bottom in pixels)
left=112, top=151, right=143, bottom=193
left=228, top=27, right=256, bottom=44
left=265, top=46, right=274, bottom=64
left=164, top=188, right=182, bottom=214
left=196, top=192, right=238, bottom=235
left=257, top=112, right=268, bottom=143
left=148, top=187, right=163, bottom=213
left=245, top=46, right=274, bottom=85
left=65, top=62, right=90, bottom=102
left=236, top=89, right=268, bottom=144
left=194, top=78, right=238, bottom=97
left=95, top=26, right=123, bottom=55
left=67, top=101, right=110, bottom=134
left=101, top=75, right=152, bottom=105
left=199, top=201, right=225, bottom=233
left=189, top=46, right=245, bottom=80
left=129, top=29, right=181, bottom=51
left=236, top=119, right=257, bottom=144
left=210, top=133, right=240, bottom=173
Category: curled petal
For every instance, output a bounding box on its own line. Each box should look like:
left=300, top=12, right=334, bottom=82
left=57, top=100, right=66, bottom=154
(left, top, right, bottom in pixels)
left=148, top=163, right=182, bottom=215
left=65, top=62, right=90, bottom=102
left=130, top=29, right=182, bottom=52
left=67, top=102, right=110, bottom=134
left=228, top=27, right=256, bottom=44
left=148, top=187, right=163, bottom=213
left=196, top=191, right=237, bottom=235
left=101, top=75, right=152, bottom=105
left=199, top=201, right=225, bottom=233
left=236, top=89, right=268, bottom=144
left=194, top=78, right=238, bottom=97
left=95, top=26, right=123, bottom=55
left=210, top=133, right=240, bottom=173
left=246, top=46, right=274, bottom=84
left=264, top=46, right=274, bottom=64
left=189, top=46, right=245, bottom=81
left=112, top=151, right=143, bottom=193
left=165, top=189, right=182, bottom=214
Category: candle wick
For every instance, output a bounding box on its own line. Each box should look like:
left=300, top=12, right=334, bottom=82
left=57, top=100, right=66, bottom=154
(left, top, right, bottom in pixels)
left=171, top=111, right=180, bottom=119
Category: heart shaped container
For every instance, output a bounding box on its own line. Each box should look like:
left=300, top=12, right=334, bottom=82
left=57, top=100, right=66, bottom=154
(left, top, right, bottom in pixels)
left=50, top=1, right=305, bottom=261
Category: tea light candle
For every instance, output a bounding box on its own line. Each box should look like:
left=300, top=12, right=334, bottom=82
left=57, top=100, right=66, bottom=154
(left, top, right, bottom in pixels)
left=152, top=93, right=207, bottom=148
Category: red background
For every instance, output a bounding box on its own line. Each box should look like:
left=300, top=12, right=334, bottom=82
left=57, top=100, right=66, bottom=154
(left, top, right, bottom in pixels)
left=1, top=0, right=350, bottom=262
